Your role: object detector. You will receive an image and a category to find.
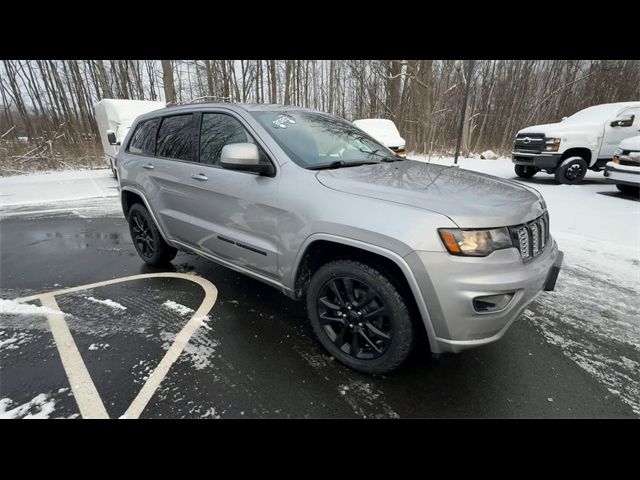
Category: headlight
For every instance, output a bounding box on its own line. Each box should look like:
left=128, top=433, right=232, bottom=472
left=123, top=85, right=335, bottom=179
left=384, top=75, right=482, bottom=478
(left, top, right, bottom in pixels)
left=438, top=227, right=513, bottom=257
left=629, top=151, right=640, bottom=161
left=544, top=138, right=561, bottom=152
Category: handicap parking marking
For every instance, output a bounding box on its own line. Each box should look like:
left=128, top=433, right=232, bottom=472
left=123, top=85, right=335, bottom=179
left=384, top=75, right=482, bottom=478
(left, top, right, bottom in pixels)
left=14, top=272, right=218, bottom=419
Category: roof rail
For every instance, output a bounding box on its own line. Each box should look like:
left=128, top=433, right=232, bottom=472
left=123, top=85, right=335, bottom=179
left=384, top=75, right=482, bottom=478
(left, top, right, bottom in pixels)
left=168, top=96, right=233, bottom=106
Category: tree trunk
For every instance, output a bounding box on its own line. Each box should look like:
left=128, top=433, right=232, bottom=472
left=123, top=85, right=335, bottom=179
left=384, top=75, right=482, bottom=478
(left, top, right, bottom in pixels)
left=161, top=60, right=176, bottom=104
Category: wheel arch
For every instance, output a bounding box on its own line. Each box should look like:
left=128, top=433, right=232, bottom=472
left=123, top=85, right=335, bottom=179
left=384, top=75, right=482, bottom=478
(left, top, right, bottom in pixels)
left=120, top=187, right=172, bottom=244
left=561, top=147, right=592, bottom=165
left=291, top=234, right=439, bottom=352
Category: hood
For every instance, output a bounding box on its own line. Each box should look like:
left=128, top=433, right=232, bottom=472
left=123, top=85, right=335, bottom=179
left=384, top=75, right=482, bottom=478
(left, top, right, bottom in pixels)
left=619, top=135, right=640, bottom=151
left=518, top=121, right=603, bottom=137
left=316, top=160, right=545, bottom=228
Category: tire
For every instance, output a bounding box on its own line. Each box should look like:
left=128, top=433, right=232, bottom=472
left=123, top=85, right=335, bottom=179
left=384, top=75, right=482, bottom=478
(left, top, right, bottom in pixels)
left=554, top=157, right=588, bottom=184
left=616, top=183, right=640, bottom=197
left=128, top=203, right=177, bottom=266
left=306, top=259, right=414, bottom=375
left=109, top=159, right=117, bottom=178
left=514, top=164, right=538, bottom=179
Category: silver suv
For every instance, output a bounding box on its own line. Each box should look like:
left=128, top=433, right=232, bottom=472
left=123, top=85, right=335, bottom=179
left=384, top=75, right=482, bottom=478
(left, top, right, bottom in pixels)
left=116, top=103, right=564, bottom=374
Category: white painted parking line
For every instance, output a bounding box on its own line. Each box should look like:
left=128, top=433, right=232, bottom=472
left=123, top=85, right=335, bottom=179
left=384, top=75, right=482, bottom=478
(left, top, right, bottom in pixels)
left=14, top=272, right=218, bottom=419
left=39, top=294, right=109, bottom=419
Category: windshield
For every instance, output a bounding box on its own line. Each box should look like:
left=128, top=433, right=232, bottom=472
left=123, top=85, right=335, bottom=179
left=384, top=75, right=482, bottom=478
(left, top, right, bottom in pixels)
left=562, top=104, right=625, bottom=124
left=250, top=110, right=398, bottom=168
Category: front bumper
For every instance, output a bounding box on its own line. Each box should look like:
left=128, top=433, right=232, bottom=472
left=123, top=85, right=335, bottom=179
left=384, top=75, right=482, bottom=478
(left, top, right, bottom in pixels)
left=405, top=240, right=563, bottom=354
left=603, top=162, right=640, bottom=187
left=512, top=152, right=561, bottom=169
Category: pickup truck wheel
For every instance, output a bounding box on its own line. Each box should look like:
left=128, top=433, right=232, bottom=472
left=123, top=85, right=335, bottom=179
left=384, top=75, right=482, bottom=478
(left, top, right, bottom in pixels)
left=514, top=165, right=538, bottom=178
left=554, top=157, right=587, bottom=184
left=306, top=260, right=414, bottom=375
left=128, top=203, right=177, bottom=266
left=616, top=183, right=640, bottom=196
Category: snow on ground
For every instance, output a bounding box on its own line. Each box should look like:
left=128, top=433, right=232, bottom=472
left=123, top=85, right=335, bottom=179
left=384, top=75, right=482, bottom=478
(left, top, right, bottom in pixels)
left=0, top=393, right=56, bottom=419
left=0, top=298, right=61, bottom=316
left=412, top=154, right=640, bottom=415
left=161, top=300, right=195, bottom=316
left=86, top=296, right=127, bottom=311
left=0, top=168, right=120, bottom=218
left=0, top=169, right=116, bottom=207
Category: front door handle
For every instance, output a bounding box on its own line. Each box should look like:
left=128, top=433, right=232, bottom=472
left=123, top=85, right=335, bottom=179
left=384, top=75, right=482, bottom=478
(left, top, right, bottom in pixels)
left=143, top=163, right=154, bottom=170
left=191, top=173, right=208, bottom=181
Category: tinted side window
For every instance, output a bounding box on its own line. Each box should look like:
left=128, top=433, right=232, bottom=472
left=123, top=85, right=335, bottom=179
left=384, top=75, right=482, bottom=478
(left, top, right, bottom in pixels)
left=128, top=118, right=159, bottom=155
left=156, top=114, right=194, bottom=161
left=199, top=113, right=254, bottom=166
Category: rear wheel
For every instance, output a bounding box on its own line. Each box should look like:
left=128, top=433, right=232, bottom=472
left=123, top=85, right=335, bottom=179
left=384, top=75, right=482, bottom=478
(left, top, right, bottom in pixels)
left=514, top=164, right=538, bottom=178
left=306, top=260, right=414, bottom=375
left=616, top=183, right=640, bottom=197
left=554, top=157, right=587, bottom=184
left=128, top=203, right=177, bottom=266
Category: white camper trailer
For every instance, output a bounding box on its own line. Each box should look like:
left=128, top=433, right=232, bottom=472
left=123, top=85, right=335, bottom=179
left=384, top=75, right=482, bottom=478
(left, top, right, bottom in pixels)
left=94, top=99, right=165, bottom=175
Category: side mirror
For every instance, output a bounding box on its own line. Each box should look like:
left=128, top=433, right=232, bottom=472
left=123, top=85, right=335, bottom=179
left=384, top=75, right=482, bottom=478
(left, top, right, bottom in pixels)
left=561, top=116, right=568, bottom=122
left=106, top=130, right=119, bottom=145
left=610, top=114, right=634, bottom=128
left=220, top=143, right=275, bottom=176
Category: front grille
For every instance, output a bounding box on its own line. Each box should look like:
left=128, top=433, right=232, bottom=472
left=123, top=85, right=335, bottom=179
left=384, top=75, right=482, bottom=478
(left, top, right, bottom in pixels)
left=509, top=212, right=550, bottom=260
left=514, top=133, right=546, bottom=154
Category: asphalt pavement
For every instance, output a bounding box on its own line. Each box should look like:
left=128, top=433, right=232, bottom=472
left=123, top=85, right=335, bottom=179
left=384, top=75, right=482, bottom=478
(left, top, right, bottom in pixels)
left=1, top=209, right=636, bottom=418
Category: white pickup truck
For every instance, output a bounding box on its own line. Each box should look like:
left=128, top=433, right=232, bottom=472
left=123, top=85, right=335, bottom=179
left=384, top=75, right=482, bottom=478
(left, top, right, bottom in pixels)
left=512, top=101, right=640, bottom=184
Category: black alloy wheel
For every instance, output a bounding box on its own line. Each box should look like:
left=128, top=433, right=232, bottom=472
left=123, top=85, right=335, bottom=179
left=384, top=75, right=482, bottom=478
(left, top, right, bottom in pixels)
left=131, top=209, right=155, bottom=259
left=316, top=276, right=392, bottom=360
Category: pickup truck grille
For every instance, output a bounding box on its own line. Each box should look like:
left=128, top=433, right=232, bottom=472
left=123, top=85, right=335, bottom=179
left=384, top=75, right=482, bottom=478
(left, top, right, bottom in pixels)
left=509, top=212, right=550, bottom=260
left=514, top=133, right=546, bottom=154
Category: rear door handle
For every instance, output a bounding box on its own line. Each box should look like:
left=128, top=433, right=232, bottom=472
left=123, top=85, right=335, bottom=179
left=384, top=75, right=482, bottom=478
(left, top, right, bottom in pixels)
left=143, top=163, right=154, bottom=170
left=191, top=173, right=208, bottom=181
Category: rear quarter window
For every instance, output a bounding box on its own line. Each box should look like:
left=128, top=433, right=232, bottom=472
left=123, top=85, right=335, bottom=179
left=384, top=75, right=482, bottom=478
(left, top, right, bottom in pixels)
left=127, top=118, right=160, bottom=155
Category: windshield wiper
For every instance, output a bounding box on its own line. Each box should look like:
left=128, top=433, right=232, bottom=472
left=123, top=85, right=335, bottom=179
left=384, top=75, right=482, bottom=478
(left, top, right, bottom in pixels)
left=357, top=147, right=403, bottom=162
left=308, top=160, right=378, bottom=170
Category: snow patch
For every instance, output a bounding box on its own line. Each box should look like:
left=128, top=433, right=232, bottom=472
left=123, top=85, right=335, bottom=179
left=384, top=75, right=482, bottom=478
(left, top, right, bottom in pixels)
left=88, top=342, right=110, bottom=351
left=86, top=296, right=127, bottom=311
left=480, top=150, right=498, bottom=160
left=0, top=393, right=56, bottom=419
left=337, top=381, right=399, bottom=419
left=162, top=300, right=194, bottom=316
left=0, top=299, right=60, bottom=316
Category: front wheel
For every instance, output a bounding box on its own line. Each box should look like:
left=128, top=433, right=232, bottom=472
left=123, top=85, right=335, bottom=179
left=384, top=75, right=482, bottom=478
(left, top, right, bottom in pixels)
left=514, top=164, right=538, bottom=179
left=128, top=203, right=177, bottom=266
left=616, top=183, right=640, bottom=197
left=554, top=157, right=587, bottom=184
left=306, top=260, right=414, bottom=375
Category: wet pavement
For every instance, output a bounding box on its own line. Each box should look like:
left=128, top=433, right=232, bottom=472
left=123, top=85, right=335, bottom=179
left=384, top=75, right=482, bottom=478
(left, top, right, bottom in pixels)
left=1, top=210, right=637, bottom=419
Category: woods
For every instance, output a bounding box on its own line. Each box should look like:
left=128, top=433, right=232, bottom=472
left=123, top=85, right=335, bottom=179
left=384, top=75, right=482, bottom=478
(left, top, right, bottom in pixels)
left=1, top=59, right=639, bottom=170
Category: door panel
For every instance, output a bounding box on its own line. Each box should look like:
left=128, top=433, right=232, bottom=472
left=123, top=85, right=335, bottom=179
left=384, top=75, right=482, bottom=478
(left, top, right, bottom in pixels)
left=179, top=112, right=282, bottom=279
left=143, top=113, right=196, bottom=243
left=182, top=167, right=281, bottom=278
left=140, top=157, right=194, bottom=244
left=601, top=108, right=640, bottom=158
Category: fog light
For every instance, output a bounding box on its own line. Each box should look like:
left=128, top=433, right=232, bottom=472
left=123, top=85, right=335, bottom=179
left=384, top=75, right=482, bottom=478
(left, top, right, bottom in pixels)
left=473, top=293, right=514, bottom=313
